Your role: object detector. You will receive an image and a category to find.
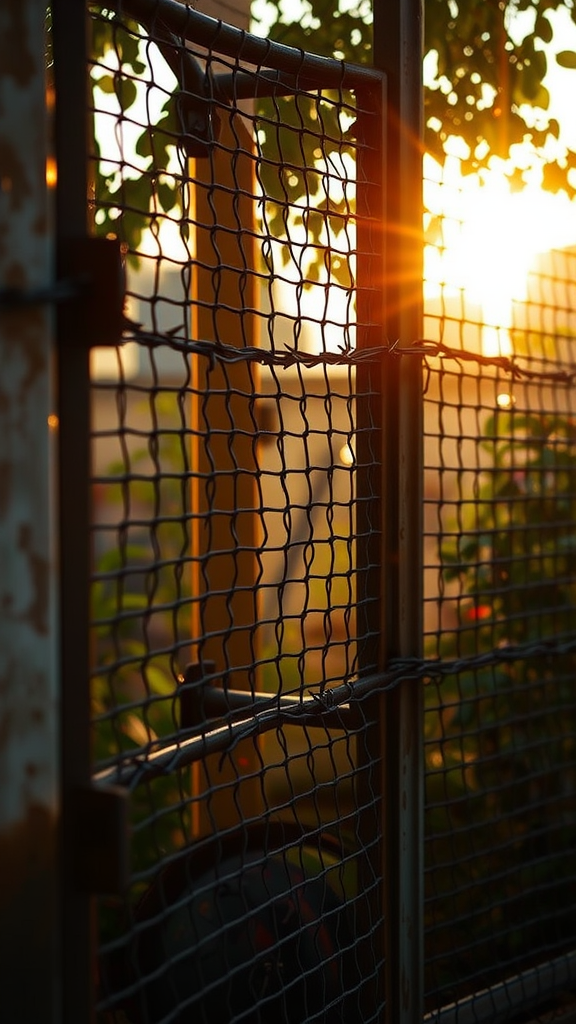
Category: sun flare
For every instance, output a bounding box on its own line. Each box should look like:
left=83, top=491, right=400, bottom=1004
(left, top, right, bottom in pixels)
left=424, top=154, right=576, bottom=356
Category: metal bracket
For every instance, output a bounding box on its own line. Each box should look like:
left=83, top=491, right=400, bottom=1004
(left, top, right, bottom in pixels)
left=57, top=237, right=126, bottom=348
left=179, top=660, right=363, bottom=731
left=179, top=659, right=218, bottom=729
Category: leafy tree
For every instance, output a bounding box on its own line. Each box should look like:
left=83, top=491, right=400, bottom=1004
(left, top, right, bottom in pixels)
left=88, top=4, right=189, bottom=259
left=77, top=0, right=576, bottom=276
left=85, top=0, right=576, bottom=260
left=254, top=0, right=576, bottom=196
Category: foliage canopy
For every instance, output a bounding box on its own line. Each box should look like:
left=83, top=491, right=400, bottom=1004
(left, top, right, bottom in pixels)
left=85, top=0, right=576, bottom=257
left=253, top=0, right=576, bottom=196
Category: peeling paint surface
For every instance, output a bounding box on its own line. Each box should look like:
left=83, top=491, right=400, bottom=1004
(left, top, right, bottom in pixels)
left=0, top=0, right=58, bottom=1016
left=0, top=0, right=55, bottom=827
left=0, top=2, right=35, bottom=88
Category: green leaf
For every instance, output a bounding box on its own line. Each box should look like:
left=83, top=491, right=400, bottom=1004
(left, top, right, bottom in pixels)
left=135, top=129, right=153, bottom=160
left=117, top=75, right=137, bottom=112
left=118, top=593, right=149, bottom=612
left=116, top=27, right=145, bottom=73
left=556, top=50, right=576, bottom=70
left=534, top=14, right=553, bottom=46
left=156, top=180, right=178, bottom=214
left=532, top=84, right=550, bottom=111
left=94, top=73, right=116, bottom=95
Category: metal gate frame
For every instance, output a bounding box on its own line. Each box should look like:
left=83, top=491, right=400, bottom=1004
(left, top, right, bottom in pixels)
left=49, top=1, right=426, bottom=1022
left=6, top=1, right=576, bottom=1022
left=1, top=0, right=569, bottom=1018
left=50, top=1, right=427, bottom=1022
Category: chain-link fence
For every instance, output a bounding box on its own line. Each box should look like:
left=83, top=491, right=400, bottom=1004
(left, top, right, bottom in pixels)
left=48, top=1, right=576, bottom=1021
left=89, top=3, right=387, bottom=1021
left=422, top=164, right=576, bottom=1020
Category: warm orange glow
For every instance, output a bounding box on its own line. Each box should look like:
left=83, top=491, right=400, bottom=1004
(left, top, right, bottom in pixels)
left=46, top=156, right=57, bottom=188
left=467, top=604, right=492, bottom=622
left=339, top=442, right=355, bottom=467
left=47, top=414, right=59, bottom=430
left=424, top=155, right=576, bottom=357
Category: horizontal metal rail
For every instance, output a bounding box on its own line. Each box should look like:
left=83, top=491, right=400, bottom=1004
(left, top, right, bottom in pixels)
left=92, top=664, right=416, bottom=789
left=101, top=0, right=385, bottom=92
left=92, top=633, right=576, bottom=791
left=425, top=950, right=576, bottom=1024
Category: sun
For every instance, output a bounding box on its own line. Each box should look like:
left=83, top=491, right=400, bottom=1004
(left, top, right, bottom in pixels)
left=424, top=154, right=576, bottom=357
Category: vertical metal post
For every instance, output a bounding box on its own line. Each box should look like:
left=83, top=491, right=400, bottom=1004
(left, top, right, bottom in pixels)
left=0, top=2, right=60, bottom=1020
left=190, top=112, right=262, bottom=836
left=355, top=73, right=388, bottom=1022
left=373, top=0, right=425, bottom=1020
left=52, top=1, right=93, bottom=1020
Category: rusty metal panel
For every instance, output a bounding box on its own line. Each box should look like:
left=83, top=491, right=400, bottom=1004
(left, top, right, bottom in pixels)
left=0, top=0, right=59, bottom=1019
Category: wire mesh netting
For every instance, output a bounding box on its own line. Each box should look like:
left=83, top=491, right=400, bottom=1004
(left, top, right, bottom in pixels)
left=88, top=2, right=386, bottom=1021
left=422, top=162, right=576, bottom=1020
left=81, top=1, right=576, bottom=1020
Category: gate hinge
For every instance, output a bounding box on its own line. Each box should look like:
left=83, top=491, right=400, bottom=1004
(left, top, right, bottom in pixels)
left=57, top=236, right=126, bottom=348
left=73, top=784, right=129, bottom=895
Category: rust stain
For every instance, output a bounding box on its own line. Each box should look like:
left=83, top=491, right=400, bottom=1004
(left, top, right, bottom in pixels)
left=33, top=211, right=48, bottom=236
left=0, top=307, right=48, bottom=400
left=0, top=221, right=7, bottom=265
left=20, top=310, right=46, bottom=398
left=17, top=523, right=48, bottom=635
left=0, top=311, right=47, bottom=430
left=0, top=459, right=11, bottom=519
left=0, top=675, right=14, bottom=751
left=3, top=261, right=25, bottom=289
left=0, top=140, right=30, bottom=211
left=0, top=3, right=35, bottom=88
